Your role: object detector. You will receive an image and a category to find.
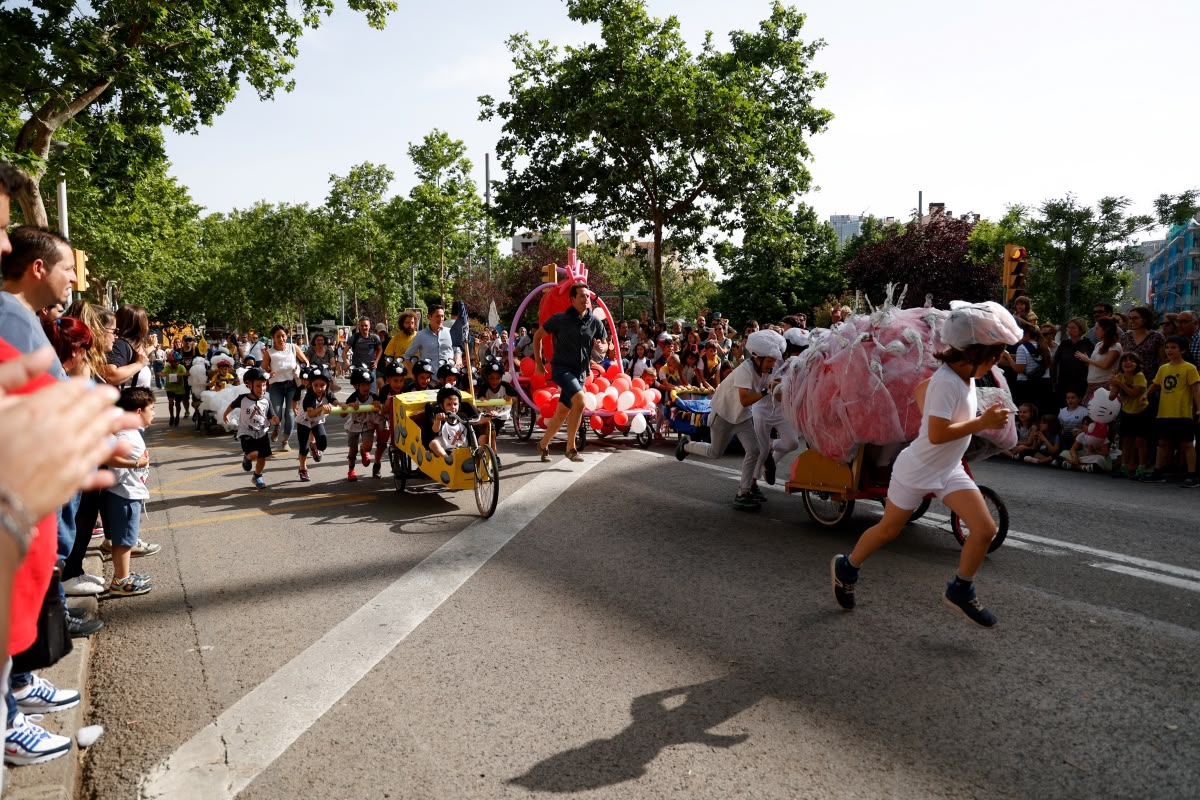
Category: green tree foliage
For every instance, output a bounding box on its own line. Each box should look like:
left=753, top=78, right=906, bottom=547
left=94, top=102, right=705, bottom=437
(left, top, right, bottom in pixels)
left=1023, top=195, right=1152, bottom=326
left=322, top=162, right=397, bottom=317
left=842, top=216, right=996, bottom=309
left=480, top=0, right=832, bottom=320
left=0, top=0, right=395, bottom=226
left=1154, top=190, right=1200, bottom=227
left=712, top=204, right=842, bottom=325
left=965, top=206, right=1029, bottom=272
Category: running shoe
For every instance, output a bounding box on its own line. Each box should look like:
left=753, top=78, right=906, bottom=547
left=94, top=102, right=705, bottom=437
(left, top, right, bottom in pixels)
left=242, top=455, right=253, bottom=472
left=747, top=485, right=768, bottom=502
left=66, top=616, right=104, bottom=638
left=764, top=452, right=777, bottom=485
left=830, top=554, right=858, bottom=610
left=1182, top=477, right=1200, bottom=489
left=1141, top=471, right=1166, bottom=483
left=4, top=714, right=72, bottom=766
left=13, top=675, right=80, bottom=714
left=361, top=449, right=372, bottom=466
left=732, top=493, right=761, bottom=512
left=298, top=469, right=310, bottom=482
left=62, top=576, right=104, bottom=596
left=253, top=474, right=266, bottom=490
left=565, top=449, right=584, bottom=463
left=943, top=581, right=998, bottom=628
left=108, top=574, right=152, bottom=596
left=347, top=469, right=358, bottom=482
left=312, top=449, right=322, bottom=462
left=131, top=539, right=161, bottom=557
left=675, top=435, right=689, bottom=462
left=278, top=441, right=290, bottom=453
left=271, top=423, right=280, bottom=442
left=539, top=446, right=550, bottom=463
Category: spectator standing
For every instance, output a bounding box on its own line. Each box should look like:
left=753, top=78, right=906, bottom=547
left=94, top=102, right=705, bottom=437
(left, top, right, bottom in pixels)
left=382, top=311, right=418, bottom=364
left=1120, top=307, right=1166, bottom=389
left=262, top=324, right=309, bottom=452
left=305, top=333, right=336, bottom=372
left=1078, top=317, right=1122, bottom=401
left=374, top=322, right=390, bottom=353
left=344, top=317, right=382, bottom=380
left=1086, top=302, right=1113, bottom=345
left=404, top=304, right=461, bottom=368
left=1052, top=318, right=1090, bottom=405
left=1175, top=311, right=1200, bottom=366
left=0, top=227, right=73, bottom=381
left=1142, top=336, right=1200, bottom=486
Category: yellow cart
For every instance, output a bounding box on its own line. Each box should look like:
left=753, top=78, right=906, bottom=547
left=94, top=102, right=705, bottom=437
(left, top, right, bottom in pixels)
left=388, top=389, right=507, bottom=518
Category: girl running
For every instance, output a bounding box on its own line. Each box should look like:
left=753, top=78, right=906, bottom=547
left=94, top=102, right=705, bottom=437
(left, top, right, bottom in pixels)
left=296, top=366, right=338, bottom=482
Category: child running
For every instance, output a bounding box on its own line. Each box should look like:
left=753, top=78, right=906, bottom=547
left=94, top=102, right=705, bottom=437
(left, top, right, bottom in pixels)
left=103, top=387, right=158, bottom=596
left=831, top=301, right=1020, bottom=628
left=223, top=367, right=278, bottom=489
left=296, top=366, right=338, bottom=482
left=162, top=353, right=188, bottom=426
left=344, top=365, right=381, bottom=482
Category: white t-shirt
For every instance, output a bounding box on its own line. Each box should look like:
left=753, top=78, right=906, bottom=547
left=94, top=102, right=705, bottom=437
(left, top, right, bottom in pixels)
left=710, top=359, right=768, bottom=425
left=893, top=364, right=977, bottom=490
left=108, top=428, right=150, bottom=500
left=437, top=418, right=468, bottom=451
left=1086, top=341, right=1122, bottom=385
left=1058, top=405, right=1088, bottom=436
left=268, top=344, right=299, bottom=383
left=234, top=393, right=273, bottom=438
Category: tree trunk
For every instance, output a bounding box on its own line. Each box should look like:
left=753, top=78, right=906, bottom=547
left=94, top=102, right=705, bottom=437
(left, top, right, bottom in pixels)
left=652, top=218, right=666, bottom=324
left=15, top=169, right=50, bottom=228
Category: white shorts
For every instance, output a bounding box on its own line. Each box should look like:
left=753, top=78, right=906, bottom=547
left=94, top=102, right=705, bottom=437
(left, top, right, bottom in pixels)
left=886, top=464, right=977, bottom=511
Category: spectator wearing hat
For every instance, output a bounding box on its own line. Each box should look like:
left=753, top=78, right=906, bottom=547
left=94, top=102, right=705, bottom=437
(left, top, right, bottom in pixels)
left=374, top=322, right=390, bottom=353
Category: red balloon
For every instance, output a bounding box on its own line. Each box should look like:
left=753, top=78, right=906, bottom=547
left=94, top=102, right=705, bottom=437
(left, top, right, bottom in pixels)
left=613, top=411, right=629, bottom=427
left=648, top=388, right=661, bottom=404
left=532, top=389, right=551, bottom=406
left=530, top=372, right=547, bottom=390
left=631, top=377, right=647, bottom=391
left=605, top=363, right=621, bottom=380
left=630, top=388, right=645, bottom=407
left=602, top=417, right=616, bottom=434
left=520, top=357, right=535, bottom=377
left=537, top=416, right=547, bottom=429
left=590, top=415, right=604, bottom=431
left=612, top=377, right=632, bottom=393
left=594, top=376, right=610, bottom=392
left=602, top=394, right=618, bottom=411
left=541, top=401, right=558, bottom=419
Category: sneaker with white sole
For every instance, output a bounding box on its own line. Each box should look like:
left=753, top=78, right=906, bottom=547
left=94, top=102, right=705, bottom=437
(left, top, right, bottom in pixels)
left=5, top=713, right=72, bottom=766
left=12, top=675, right=80, bottom=714
left=80, top=573, right=106, bottom=586
left=943, top=581, right=998, bottom=628
left=62, top=575, right=104, bottom=596
left=108, top=574, right=152, bottom=596
left=131, top=539, right=161, bottom=557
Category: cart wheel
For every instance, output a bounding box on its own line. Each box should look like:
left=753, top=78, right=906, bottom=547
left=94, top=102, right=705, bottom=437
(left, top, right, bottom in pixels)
left=473, top=444, right=499, bottom=518
left=576, top=424, right=586, bottom=452
left=205, top=422, right=221, bottom=436
left=514, top=398, right=536, bottom=441
left=950, top=485, right=1008, bottom=553
left=390, top=448, right=410, bottom=494
left=802, top=491, right=855, bottom=528
left=635, top=427, right=654, bottom=448
left=907, top=497, right=933, bottom=523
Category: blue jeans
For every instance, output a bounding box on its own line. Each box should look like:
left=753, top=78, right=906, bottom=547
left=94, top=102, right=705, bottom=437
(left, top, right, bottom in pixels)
left=268, top=381, right=297, bottom=441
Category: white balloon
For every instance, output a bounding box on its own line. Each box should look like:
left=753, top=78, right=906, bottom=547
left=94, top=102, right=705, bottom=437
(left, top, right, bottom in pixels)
left=582, top=391, right=598, bottom=411
left=629, top=412, right=648, bottom=433
left=617, top=390, right=635, bottom=411
left=604, top=386, right=619, bottom=399
left=593, top=306, right=608, bottom=322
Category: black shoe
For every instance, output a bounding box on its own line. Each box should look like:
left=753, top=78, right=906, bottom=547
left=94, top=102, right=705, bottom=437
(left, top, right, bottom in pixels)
left=1182, top=477, right=1200, bottom=489
left=764, top=452, right=777, bottom=485
left=67, top=615, right=105, bottom=638
left=732, top=493, right=761, bottom=512
left=831, top=555, right=858, bottom=610
left=1141, top=471, right=1167, bottom=483
left=66, top=606, right=87, bottom=619
left=747, top=485, right=767, bottom=502
left=943, top=581, right=997, bottom=628
left=675, top=435, right=689, bottom=461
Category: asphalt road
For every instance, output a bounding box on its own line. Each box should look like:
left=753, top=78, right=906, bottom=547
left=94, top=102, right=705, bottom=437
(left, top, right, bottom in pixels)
left=78, top=399, right=1200, bottom=799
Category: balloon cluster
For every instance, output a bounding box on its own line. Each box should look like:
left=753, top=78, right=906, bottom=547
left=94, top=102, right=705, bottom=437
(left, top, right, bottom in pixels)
left=518, top=357, right=660, bottom=431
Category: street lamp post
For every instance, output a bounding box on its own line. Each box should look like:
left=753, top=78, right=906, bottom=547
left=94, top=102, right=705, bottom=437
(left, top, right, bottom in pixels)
left=50, top=140, right=69, bottom=238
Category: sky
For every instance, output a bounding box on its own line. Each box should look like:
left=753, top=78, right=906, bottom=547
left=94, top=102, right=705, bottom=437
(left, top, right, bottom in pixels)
left=163, top=0, right=1198, bottom=245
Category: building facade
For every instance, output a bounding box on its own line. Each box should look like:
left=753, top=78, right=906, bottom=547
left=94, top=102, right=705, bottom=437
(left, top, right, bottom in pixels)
left=1148, top=218, right=1200, bottom=316
left=828, top=214, right=865, bottom=244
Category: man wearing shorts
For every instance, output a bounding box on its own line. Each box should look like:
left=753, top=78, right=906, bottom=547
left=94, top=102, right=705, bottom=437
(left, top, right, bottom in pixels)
left=533, top=284, right=607, bottom=463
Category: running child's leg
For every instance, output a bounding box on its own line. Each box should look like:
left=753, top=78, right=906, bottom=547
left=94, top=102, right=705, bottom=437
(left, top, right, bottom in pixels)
left=296, top=426, right=311, bottom=471
left=680, top=412, right=736, bottom=460
left=849, top=500, right=916, bottom=566
left=939, top=487, right=999, bottom=627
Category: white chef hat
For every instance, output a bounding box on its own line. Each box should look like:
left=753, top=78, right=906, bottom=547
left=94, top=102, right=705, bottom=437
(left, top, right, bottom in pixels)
left=942, top=301, right=1022, bottom=350
left=745, top=329, right=786, bottom=360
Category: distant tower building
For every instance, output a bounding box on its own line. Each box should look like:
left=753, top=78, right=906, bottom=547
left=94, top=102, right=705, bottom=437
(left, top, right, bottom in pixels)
left=1127, top=239, right=1163, bottom=311
left=829, top=214, right=866, bottom=245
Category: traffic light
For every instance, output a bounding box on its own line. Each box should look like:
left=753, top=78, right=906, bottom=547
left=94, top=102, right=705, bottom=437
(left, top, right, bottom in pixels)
left=1002, top=244, right=1028, bottom=305
left=541, top=263, right=557, bottom=285
left=72, top=249, right=89, bottom=292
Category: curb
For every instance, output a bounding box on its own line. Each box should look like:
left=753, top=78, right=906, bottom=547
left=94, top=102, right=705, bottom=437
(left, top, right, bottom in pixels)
left=5, top=553, right=105, bottom=800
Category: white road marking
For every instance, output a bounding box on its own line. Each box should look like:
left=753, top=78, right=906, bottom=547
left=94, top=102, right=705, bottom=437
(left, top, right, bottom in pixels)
left=651, top=450, right=1200, bottom=586
left=1091, top=563, right=1200, bottom=593
left=139, top=453, right=610, bottom=800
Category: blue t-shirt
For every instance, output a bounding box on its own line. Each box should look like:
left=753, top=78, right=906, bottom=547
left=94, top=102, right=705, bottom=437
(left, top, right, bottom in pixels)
left=0, top=292, right=67, bottom=380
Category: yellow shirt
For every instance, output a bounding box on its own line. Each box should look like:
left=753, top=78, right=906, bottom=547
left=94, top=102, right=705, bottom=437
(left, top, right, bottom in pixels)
left=1153, top=361, right=1200, bottom=419
left=1112, top=371, right=1148, bottom=414
left=384, top=330, right=416, bottom=360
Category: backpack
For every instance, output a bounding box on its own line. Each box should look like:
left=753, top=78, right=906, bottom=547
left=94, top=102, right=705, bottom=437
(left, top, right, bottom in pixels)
left=1021, top=342, right=1046, bottom=380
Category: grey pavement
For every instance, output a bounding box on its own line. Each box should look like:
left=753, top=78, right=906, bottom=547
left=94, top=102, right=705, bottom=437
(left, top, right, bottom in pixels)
left=60, top=398, right=1200, bottom=799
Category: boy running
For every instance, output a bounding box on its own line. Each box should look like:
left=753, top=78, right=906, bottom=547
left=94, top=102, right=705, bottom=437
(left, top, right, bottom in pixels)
left=223, top=367, right=278, bottom=489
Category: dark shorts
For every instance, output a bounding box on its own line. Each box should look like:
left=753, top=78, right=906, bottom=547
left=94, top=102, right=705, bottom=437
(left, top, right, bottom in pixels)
left=1155, top=417, right=1194, bottom=445
left=551, top=366, right=585, bottom=408
left=1119, top=409, right=1152, bottom=438
left=240, top=434, right=272, bottom=459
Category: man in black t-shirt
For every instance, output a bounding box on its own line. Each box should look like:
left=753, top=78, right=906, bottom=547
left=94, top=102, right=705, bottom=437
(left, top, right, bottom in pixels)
left=533, top=284, right=607, bottom=463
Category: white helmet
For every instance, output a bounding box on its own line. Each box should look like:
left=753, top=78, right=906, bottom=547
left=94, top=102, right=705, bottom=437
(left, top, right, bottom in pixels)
left=783, top=328, right=810, bottom=349
left=745, top=329, right=785, bottom=360
left=942, top=301, right=1022, bottom=350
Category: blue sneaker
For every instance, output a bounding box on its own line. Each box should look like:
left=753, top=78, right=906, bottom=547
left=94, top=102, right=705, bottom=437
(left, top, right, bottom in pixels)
left=12, top=675, right=80, bottom=714
left=253, top=474, right=266, bottom=490
left=4, top=713, right=72, bottom=766
left=242, top=456, right=252, bottom=472
left=831, top=555, right=858, bottom=610
left=943, top=581, right=997, bottom=628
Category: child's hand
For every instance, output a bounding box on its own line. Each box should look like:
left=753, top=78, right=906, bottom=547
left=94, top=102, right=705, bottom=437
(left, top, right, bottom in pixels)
left=270, top=415, right=280, bottom=425
left=979, top=402, right=1011, bottom=430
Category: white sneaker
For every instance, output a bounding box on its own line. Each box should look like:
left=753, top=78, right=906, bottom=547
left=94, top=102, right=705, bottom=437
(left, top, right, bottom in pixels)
left=81, top=573, right=106, bottom=586
left=62, top=575, right=104, bottom=596
left=12, top=675, right=80, bottom=714
left=131, top=539, right=161, bottom=557
left=4, top=713, right=72, bottom=766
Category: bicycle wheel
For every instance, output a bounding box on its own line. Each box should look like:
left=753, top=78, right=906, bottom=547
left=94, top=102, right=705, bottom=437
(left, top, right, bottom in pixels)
left=802, top=491, right=855, bottom=528
left=473, top=444, right=500, bottom=518
left=390, top=446, right=411, bottom=494
left=949, top=485, right=1009, bottom=553
left=907, top=496, right=933, bottom=523
left=576, top=423, right=587, bottom=452
left=514, top=398, right=536, bottom=441
left=635, top=427, right=654, bottom=448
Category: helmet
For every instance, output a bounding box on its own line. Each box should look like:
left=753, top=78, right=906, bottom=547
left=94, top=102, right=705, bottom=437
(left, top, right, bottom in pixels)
left=298, top=365, right=313, bottom=381
left=942, top=301, right=1022, bottom=350
left=783, top=328, right=810, bottom=350
left=242, top=367, right=267, bottom=383
left=307, top=365, right=329, bottom=384
left=410, top=359, right=434, bottom=377
left=436, top=385, right=461, bottom=406
left=380, top=360, right=407, bottom=380
left=481, top=358, right=504, bottom=377
left=349, top=365, right=373, bottom=385
left=437, top=362, right=461, bottom=381
left=745, top=329, right=785, bottom=361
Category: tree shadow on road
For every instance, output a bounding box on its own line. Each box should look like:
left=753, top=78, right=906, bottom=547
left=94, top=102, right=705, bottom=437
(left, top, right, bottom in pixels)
left=508, top=672, right=761, bottom=793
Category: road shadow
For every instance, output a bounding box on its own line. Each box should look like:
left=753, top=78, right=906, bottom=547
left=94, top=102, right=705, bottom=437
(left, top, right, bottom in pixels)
left=509, top=673, right=760, bottom=793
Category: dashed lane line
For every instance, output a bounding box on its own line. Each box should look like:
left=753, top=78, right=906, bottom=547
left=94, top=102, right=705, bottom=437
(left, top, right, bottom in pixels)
left=138, top=451, right=611, bottom=799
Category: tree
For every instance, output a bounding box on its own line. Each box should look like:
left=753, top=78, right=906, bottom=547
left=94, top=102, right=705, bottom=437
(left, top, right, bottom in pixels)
left=323, top=162, right=395, bottom=319
left=0, top=0, right=396, bottom=226
left=713, top=203, right=843, bottom=325
left=1023, top=195, right=1152, bottom=327
left=481, top=0, right=832, bottom=320
left=842, top=216, right=996, bottom=310
left=1154, top=190, right=1200, bottom=227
